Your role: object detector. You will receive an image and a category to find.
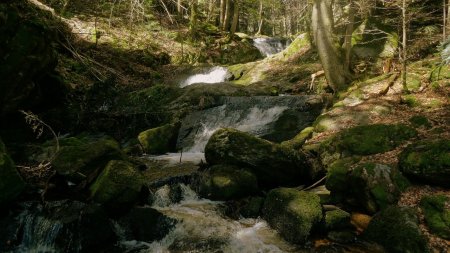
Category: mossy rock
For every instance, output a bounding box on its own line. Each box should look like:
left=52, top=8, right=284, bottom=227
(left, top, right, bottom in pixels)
left=138, top=123, right=179, bottom=155
left=364, top=206, right=430, bottom=253
left=48, top=135, right=125, bottom=184
left=280, top=127, right=314, bottom=150
left=323, top=124, right=417, bottom=156
left=90, top=160, right=145, bottom=209
left=408, top=115, right=432, bottom=129
left=0, top=138, right=25, bottom=206
left=205, top=128, right=315, bottom=189
left=240, top=196, right=265, bottom=218
left=420, top=195, right=450, bottom=239
left=430, top=65, right=450, bottom=81
left=399, top=139, right=450, bottom=186
left=348, top=163, right=409, bottom=213
left=325, top=209, right=351, bottom=231
left=262, top=188, right=322, bottom=244
left=325, top=157, right=361, bottom=203
left=198, top=165, right=258, bottom=201
left=280, top=33, right=311, bottom=59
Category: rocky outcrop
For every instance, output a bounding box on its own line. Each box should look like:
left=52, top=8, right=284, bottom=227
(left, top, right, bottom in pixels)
left=90, top=160, right=146, bottom=211
left=364, top=206, right=430, bottom=253
left=0, top=138, right=25, bottom=206
left=138, top=123, right=179, bottom=154
left=262, top=188, right=322, bottom=244
left=205, top=128, right=317, bottom=188
left=198, top=164, right=258, bottom=200
left=399, top=139, right=450, bottom=187
left=326, top=162, right=409, bottom=214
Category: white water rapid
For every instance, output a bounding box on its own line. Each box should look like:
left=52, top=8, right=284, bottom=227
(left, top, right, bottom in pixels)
left=186, top=105, right=287, bottom=153
left=121, top=184, right=303, bottom=253
left=253, top=38, right=290, bottom=57
left=180, top=66, right=230, bottom=88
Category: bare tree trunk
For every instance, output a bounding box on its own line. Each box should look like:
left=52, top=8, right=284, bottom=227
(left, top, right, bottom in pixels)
left=189, top=0, right=199, bottom=38
left=177, top=0, right=183, bottom=15
left=444, top=0, right=447, bottom=41
left=402, top=0, right=408, bottom=92
left=230, top=0, right=239, bottom=37
left=344, top=0, right=355, bottom=71
left=256, top=0, right=263, bottom=35
left=220, top=0, right=226, bottom=30
left=312, top=0, right=351, bottom=92
left=223, top=0, right=232, bottom=31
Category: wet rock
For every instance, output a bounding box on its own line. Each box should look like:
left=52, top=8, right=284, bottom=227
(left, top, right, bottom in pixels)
left=90, top=160, right=146, bottom=211
left=262, top=188, right=322, bottom=244
left=399, top=139, right=450, bottom=187
left=240, top=196, right=265, bottom=218
left=420, top=194, right=450, bottom=239
left=0, top=138, right=25, bottom=206
left=118, top=207, right=176, bottom=242
left=205, top=128, right=315, bottom=188
left=198, top=164, right=258, bottom=201
left=138, top=123, right=179, bottom=154
left=364, top=206, right=430, bottom=253
left=327, top=162, right=409, bottom=214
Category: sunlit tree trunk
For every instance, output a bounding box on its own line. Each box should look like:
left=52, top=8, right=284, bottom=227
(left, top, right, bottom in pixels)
left=220, top=0, right=226, bottom=30
left=402, top=0, right=407, bottom=92
left=312, top=0, right=351, bottom=92
left=344, top=0, right=355, bottom=71
left=177, top=0, right=183, bottom=16
left=230, top=0, right=239, bottom=37
left=223, top=0, right=232, bottom=31
left=256, top=0, right=263, bottom=35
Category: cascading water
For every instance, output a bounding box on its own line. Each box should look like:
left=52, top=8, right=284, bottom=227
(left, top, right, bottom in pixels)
left=253, top=38, right=291, bottom=57
left=120, top=184, right=304, bottom=253
left=180, top=66, right=230, bottom=88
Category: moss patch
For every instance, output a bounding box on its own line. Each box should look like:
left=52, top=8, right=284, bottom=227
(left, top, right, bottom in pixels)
left=420, top=195, right=450, bottom=239
left=138, top=123, right=179, bottom=154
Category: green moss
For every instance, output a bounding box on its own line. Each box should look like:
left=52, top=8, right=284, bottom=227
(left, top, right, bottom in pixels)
left=325, top=157, right=360, bottom=202
left=137, top=124, right=179, bottom=154
left=199, top=165, right=258, bottom=201
left=409, top=115, right=432, bottom=129
left=281, top=127, right=314, bottom=150
left=263, top=188, right=322, bottom=244
left=281, top=33, right=311, bottom=59
left=240, top=197, right=265, bottom=218
left=90, top=160, right=145, bottom=208
left=406, top=75, right=422, bottom=92
left=402, top=94, right=420, bottom=107
left=364, top=206, right=430, bottom=253
left=325, top=209, right=351, bottom=231
left=430, top=65, right=450, bottom=81
left=420, top=195, right=450, bottom=239
left=332, top=124, right=417, bottom=155
left=399, top=139, right=450, bottom=186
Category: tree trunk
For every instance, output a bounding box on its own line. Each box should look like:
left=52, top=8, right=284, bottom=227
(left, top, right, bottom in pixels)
left=230, top=0, right=239, bottom=37
left=402, top=0, right=408, bottom=92
left=189, top=0, right=199, bottom=38
left=344, top=0, right=355, bottom=71
left=177, top=0, right=183, bottom=16
left=220, top=0, right=226, bottom=30
left=256, top=0, right=263, bottom=35
left=223, top=0, right=232, bottom=31
left=207, top=0, right=216, bottom=22
left=311, top=0, right=351, bottom=92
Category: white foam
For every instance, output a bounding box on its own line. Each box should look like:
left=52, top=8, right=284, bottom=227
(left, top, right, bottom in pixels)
left=180, top=66, right=229, bottom=87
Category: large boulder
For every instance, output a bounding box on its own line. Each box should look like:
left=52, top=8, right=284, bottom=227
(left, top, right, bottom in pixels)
left=118, top=207, right=176, bottom=242
left=0, top=138, right=25, bottom=206
left=420, top=195, right=450, bottom=239
left=262, top=188, right=322, bottom=244
left=90, top=160, right=146, bottom=211
left=327, top=162, right=409, bottom=214
left=198, top=164, right=258, bottom=201
left=205, top=128, right=316, bottom=188
left=138, top=123, right=179, bottom=154
left=399, top=139, right=450, bottom=187
left=29, top=135, right=125, bottom=186
left=364, top=206, right=430, bottom=253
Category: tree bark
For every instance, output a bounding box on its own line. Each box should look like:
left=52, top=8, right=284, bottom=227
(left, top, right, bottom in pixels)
left=220, top=0, right=226, bottom=30
left=311, top=0, right=351, bottom=92
left=402, top=0, right=407, bottom=92
left=223, top=0, right=232, bottom=31
left=230, top=0, right=239, bottom=37
left=256, top=0, right=263, bottom=35
left=344, top=0, right=355, bottom=71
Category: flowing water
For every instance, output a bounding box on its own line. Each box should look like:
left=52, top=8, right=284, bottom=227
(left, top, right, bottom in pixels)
left=253, top=38, right=291, bottom=57
left=121, top=184, right=305, bottom=253
left=180, top=66, right=230, bottom=88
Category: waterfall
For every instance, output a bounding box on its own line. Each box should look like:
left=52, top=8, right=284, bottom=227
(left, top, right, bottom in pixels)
left=253, top=38, right=291, bottom=57
left=180, top=66, right=230, bottom=88
left=185, top=106, right=287, bottom=153
left=119, top=184, right=300, bottom=253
